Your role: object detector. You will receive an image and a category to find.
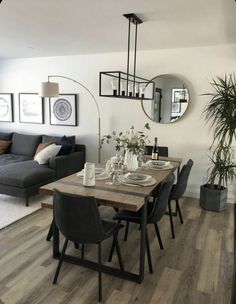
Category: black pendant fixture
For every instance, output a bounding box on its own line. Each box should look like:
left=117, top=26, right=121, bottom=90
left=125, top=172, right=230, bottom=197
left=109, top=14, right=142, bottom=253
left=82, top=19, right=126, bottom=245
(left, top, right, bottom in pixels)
left=99, top=13, right=155, bottom=100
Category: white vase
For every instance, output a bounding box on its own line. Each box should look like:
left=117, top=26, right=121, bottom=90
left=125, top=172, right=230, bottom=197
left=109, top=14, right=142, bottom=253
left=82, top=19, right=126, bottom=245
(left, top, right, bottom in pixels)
left=124, top=150, right=138, bottom=171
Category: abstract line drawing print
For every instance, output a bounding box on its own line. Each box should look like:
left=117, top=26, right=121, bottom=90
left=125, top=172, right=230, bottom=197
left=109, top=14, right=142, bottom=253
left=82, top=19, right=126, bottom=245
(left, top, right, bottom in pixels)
left=0, top=94, right=13, bottom=122
left=0, top=98, right=9, bottom=118
left=50, top=94, right=77, bottom=126
left=53, top=98, right=72, bottom=121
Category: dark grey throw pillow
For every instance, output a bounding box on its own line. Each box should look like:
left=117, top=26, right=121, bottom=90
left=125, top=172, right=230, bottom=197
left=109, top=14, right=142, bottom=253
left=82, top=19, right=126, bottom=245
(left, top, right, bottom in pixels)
left=42, top=135, right=75, bottom=152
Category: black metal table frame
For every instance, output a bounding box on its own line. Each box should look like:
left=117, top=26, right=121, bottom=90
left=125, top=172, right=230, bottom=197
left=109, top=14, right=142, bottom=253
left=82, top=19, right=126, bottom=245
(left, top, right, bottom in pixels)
left=52, top=199, right=148, bottom=284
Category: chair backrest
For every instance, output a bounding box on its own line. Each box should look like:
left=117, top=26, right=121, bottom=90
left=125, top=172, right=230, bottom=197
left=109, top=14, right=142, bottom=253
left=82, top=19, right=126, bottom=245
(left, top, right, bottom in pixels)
left=148, top=173, right=175, bottom=223
left=146, top=145, right=169, bottom=157
left=53, top=189, right=106, bottom=243
left=170, top=159, right=193, bottom=200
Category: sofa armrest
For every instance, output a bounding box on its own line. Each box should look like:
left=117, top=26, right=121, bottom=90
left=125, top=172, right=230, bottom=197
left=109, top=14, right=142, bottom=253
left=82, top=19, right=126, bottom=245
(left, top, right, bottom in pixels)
left=49, top=151, right=85, bottom=179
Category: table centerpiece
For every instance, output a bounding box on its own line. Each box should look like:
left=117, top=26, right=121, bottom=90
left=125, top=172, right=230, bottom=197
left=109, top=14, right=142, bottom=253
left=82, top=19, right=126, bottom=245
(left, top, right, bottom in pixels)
left=100, top=123, right=150, bottom=171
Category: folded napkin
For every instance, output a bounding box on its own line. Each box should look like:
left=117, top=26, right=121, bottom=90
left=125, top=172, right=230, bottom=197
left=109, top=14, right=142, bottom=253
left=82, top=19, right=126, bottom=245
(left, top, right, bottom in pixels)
left=77, top=168, right=109, bottom=180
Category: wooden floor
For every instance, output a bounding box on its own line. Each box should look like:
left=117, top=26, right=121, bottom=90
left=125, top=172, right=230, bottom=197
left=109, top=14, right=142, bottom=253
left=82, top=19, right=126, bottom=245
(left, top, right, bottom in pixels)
left=0, top=197, right=234, bottom=304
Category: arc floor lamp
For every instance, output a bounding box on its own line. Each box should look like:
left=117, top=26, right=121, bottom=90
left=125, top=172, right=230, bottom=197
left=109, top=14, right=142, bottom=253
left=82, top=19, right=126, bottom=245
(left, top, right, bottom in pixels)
left=39, top=75, right=101, bottom=163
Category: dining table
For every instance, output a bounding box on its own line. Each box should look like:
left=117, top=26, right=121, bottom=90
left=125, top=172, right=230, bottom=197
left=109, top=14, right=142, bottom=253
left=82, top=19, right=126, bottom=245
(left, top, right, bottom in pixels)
left=40, top=156, right=182, bottom=284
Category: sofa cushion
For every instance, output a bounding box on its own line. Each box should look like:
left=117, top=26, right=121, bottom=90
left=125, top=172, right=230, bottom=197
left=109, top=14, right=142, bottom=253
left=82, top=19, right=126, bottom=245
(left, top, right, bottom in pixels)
left=0, top=154, right=31, bottom=166
left=10, top=133, right=42, bottom=157
left=58, top=136, right=73, bottom=155
left=35, top=142, right=53, bottom=156
left=0, top=160, right=56, bottom=187
left=0, top=140, right=11, bottom=154
left=34, top=144, right=61, bottom=165
left=0, top=132, right=12, bottom=141
left=42, top=135, right=75, bottom=152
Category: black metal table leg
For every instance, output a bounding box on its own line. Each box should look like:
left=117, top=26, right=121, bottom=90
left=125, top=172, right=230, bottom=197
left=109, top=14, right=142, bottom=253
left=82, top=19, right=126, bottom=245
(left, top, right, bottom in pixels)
left=139, top=199, right=147, bottom=282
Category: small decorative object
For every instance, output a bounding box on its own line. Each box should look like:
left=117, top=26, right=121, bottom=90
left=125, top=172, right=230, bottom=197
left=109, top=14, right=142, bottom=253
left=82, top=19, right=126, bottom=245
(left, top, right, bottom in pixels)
left=49, top=94, right=77, bottom=126
left=101, top=123, right=150, bottom=171
left=200, top=74, right=236, bottom=211
left=19, top=93, right=44, bottom=124
left=83, top=162, right=95, bottom=187
left=124, top=150, right=139, bottom=171
left=0, top=93, right=14, bottom=122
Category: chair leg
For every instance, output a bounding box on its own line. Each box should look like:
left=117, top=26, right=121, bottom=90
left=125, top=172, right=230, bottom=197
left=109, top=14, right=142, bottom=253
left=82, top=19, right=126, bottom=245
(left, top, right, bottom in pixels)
left=176, top=199, right=184, bottom=224
left=98, top=242, right=102, bottom=303
left=81, top=244, right=85, bottom=260
left=168, top=200, right=175, bottom=239
left=124, top=221, right=130, bottom=241
left=114, top=233, right=124, bottom=271
left=145, top=230, right=153, bottom=274
left=108, top=238, right=115, bottom=262
left=25, top=198, right=29, bottom=207
left=154, top=223, right=164, bottom=250
left=74, top=242, right=80, bottom=249
left=53, top=238, right=68, bottom=284
left=46, top=221, right=53, bottom=241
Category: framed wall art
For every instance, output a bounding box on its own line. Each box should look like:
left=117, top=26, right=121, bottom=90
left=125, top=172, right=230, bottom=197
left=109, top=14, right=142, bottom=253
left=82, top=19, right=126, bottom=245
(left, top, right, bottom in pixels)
left=19, top=93, right=44, bottom=124
left=49, top=94, right=78, bottom=126
left=171, top=102, right=181, bottom=113
left=0, top=93, right=14, bottom=122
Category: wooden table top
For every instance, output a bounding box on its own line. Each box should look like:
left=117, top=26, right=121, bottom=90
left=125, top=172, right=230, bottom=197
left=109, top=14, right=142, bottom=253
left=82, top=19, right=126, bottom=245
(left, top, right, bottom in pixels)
left=40, top=157, right=182, bottom=212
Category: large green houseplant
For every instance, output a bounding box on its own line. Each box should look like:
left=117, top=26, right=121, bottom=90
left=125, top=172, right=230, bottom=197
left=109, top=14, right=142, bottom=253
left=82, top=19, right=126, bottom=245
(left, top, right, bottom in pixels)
left=200, top=74, right=236, bottom=211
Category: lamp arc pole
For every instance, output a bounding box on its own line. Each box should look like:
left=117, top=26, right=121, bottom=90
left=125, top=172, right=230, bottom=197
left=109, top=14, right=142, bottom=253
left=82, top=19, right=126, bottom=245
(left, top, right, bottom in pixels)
left=45, top=75, right=101, bottom=163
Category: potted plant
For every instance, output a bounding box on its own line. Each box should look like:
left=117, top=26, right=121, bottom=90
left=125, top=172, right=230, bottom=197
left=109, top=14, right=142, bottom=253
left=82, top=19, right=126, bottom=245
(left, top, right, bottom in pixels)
left=200, top=74, right=236, bottom=211
left=100, top=123, right=150, bottom=171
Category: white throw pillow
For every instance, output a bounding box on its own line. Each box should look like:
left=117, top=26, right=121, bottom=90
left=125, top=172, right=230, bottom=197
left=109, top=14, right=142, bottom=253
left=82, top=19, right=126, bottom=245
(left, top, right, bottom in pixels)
left=34, top=144, right=62, bottom=165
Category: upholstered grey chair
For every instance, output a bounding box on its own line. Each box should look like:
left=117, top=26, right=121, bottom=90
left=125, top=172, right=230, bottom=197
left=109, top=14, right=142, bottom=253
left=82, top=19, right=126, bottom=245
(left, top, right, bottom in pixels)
left=52, top=190, right=124, bottom=303
left=108, top=173, right=175, bottom=273
left=168, top=159, right=193, bottom=239
left=122, top=145, right=169, bottom=242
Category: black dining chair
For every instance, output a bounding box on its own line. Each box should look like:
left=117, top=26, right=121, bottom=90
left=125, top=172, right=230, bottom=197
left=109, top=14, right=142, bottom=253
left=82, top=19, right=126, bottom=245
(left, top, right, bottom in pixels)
left=168, top=159, right=193, bottom=239
left=145, top=145, right=169, bottom=158
left=52, top=190, right=124, bottom=303
left=108, top=173, right=175, bottom=273
left=122, top=144, right=169, bottom=242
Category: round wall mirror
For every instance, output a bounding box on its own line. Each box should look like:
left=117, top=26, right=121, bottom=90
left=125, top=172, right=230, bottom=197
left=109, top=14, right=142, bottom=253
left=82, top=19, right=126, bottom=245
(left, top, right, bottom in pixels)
left=142, top=74, right=190, bottom=124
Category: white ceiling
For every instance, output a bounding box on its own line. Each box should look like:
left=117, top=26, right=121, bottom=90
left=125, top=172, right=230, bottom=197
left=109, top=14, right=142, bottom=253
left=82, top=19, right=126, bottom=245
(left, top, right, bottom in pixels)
left=0, top=0, right=235, bottom=59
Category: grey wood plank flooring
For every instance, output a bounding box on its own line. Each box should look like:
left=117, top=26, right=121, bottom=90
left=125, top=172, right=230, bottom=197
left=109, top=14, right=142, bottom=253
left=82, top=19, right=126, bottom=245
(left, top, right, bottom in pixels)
left=0, top=197, right=234, bottom=304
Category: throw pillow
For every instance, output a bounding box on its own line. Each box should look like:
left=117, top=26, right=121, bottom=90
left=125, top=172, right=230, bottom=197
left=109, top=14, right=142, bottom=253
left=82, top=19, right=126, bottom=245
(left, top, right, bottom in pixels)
left=35, top=142, right=53, bottom=157
left=58, top=136, right=73, bottom=155
left=34, top=144, right=62, bottom=165
left=0, top=140, right=11, bottom=154
left=42, top=135, right=76, bottom=152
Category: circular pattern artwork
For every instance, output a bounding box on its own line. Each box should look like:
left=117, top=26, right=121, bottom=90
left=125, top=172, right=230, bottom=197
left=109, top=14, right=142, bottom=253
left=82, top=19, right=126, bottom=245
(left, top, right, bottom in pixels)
left=53, top=98, right=72, bottom=121
left=0, top=98, right=9, bottom=118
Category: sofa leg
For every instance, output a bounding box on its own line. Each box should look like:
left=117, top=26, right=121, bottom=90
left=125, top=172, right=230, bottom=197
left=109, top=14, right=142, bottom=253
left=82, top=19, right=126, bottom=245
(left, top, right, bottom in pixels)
left=25, top=198, right=29, bottom=207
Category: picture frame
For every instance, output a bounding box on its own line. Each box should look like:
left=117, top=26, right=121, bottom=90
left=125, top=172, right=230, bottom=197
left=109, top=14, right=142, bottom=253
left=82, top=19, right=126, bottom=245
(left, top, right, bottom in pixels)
left=172, top=88, right=188, bottom=103
left=171, top=102, right=181, bottom=113
left=0, top=93, right=14, bottom=122
left=49, top=94, right=78, bottom=126
left=19, top=93, right=44, bottom=124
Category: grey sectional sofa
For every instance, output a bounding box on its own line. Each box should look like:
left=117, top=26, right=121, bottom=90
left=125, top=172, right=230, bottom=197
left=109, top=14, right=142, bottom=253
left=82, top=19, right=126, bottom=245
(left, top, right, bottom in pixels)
left=0, top=132, right=86, bottom=206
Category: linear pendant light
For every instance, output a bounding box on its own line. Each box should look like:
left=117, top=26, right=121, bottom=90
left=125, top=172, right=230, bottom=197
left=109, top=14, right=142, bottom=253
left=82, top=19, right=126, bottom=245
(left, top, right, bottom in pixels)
left=99, top=13, right=154, bottom=100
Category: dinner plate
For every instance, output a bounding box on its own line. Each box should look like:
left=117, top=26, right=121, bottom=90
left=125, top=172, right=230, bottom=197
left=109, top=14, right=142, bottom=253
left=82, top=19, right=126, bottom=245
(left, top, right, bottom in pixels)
left=148, top=160, right=170, bottom=167
left=95, top=168, right=105, bottom=175
left=124, top=173, right=150, bottom=182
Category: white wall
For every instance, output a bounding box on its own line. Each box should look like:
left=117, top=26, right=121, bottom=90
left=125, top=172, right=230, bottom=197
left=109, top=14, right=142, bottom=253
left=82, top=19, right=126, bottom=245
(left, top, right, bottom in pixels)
left=0, top=44, right=236, bottom=202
